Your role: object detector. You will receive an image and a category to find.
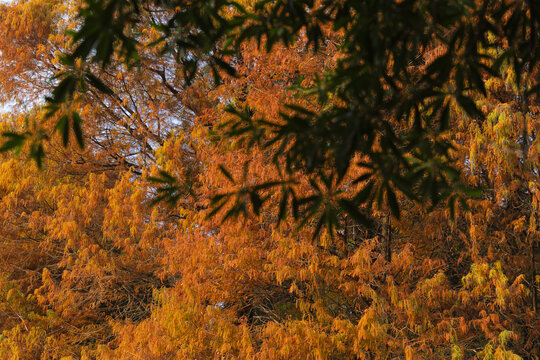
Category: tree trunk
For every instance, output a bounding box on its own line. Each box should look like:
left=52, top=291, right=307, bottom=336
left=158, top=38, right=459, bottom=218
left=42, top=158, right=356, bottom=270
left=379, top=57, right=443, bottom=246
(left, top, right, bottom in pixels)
left=383, top=213, right=391, bottom=262
left=531, top=237, right=537, bottom=313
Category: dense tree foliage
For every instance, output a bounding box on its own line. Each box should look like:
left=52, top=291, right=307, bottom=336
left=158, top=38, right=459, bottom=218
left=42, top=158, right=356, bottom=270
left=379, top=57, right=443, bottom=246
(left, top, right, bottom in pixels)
left=4, top=0, right=540, bottom=229
left=0, top=0, right=538, bottom=359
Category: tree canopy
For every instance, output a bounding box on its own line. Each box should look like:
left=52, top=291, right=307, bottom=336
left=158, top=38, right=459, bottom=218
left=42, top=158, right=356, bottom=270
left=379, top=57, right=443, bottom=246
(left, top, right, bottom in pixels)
left=0, top=0, right=538, bottom=359
left=4, top=0, right=539, bottom=230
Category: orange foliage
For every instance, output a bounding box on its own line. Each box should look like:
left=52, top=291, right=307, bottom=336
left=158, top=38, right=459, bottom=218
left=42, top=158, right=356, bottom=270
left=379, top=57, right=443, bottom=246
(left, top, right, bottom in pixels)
left=0, top=1, right=537, bottom=359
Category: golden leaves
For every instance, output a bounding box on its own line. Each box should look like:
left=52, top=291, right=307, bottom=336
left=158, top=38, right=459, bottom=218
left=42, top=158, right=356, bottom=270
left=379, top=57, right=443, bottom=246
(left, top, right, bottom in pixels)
left=0, top=0, right=537, bottom=358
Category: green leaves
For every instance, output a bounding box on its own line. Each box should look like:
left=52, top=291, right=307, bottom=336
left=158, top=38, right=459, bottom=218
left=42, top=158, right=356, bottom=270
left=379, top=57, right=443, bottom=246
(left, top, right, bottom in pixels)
left=456, top=95, right=483, bottom=119
left=55, top=112, right=85, bottom=149
left=218, top=165, right=235, bottom=184
left=0, top=132, right=26, bottom=154
left=17, top=0, right=539, bottom=238
left=50, top=75, right=77, bottom=104
left=71, top=112, right=84, bottom=148
left=0, top=127, right=49, bottom=169
left=16, top=57, right=117, bottom=167
left=148, top=171, right=188, bottom=206
left=57, top=115, right=69, bottom=146
left=30, top=141, right=45, bottom=169
left=70, top=0, right=140, bottom=68
left=337, top=198, right=370, bottom=228
left=84, top=73, right=113, bottom=95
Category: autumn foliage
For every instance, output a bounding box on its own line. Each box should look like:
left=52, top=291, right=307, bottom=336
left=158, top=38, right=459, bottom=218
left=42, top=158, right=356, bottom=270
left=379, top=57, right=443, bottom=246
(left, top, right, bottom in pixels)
left=0, top=0, right=538, bottom=359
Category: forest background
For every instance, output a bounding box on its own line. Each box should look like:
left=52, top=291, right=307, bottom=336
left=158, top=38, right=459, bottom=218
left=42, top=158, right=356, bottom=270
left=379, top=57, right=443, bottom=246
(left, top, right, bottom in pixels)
left=0, top=0, right=538, bottom=359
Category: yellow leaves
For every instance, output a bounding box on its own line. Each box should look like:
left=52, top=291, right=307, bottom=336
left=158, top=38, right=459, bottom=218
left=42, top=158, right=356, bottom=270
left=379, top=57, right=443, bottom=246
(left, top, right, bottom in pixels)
left=258, top=320, right=339, bottom=360
left=60, top=220, right=77, bottom=243
left=355, top=306, right=387, bottom=354
left=5, top=288, right=18, bottom=303
left=511, top=216, right=527, bottom=233
left=404, top=345, right=414, bottom=360
left=452, top=344, right=464, bottom=360
left=457, top=316, right=468, bottom=335
left=104, top=289, right=252, bottom=359
left=387, top=278, right=399, bottom=306
left=0, top=1, right=537, bottom=358
left=288, top=281, right=299, bottom=295
left=480, top=331, right=523, bottom=360
left=0, top=0, right=67, bottom=105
